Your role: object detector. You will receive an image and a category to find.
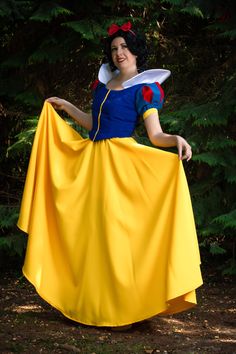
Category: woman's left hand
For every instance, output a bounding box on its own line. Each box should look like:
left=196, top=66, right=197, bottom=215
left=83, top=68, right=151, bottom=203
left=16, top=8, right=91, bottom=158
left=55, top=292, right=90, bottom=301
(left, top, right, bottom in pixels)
left=175, top=135, right=192, bottom=161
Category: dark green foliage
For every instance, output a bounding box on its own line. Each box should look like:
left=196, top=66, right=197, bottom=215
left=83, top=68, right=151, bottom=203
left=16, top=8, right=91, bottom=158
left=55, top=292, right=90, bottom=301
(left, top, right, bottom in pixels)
left=7, top=117, right=38, bottom=154
left=0, top=0, right=235, bottom=273
left=159, top=18, right=236, bottom=273
left=0, top=205, right=26, bottom=262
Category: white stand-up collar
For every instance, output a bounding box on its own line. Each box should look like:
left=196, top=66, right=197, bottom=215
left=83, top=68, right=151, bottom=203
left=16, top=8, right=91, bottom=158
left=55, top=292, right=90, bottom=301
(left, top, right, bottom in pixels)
left=98, top=63, right=171, bottom=88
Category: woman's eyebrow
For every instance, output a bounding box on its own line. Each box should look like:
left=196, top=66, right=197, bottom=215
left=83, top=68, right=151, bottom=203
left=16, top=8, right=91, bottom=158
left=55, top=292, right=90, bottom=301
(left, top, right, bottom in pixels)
left=111, top=42, right=126, bottom=48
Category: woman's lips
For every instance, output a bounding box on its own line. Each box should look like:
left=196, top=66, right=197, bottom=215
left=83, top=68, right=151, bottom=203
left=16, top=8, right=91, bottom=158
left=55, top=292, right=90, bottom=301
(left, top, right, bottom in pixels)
left=117, top=58, right=125, bottom=63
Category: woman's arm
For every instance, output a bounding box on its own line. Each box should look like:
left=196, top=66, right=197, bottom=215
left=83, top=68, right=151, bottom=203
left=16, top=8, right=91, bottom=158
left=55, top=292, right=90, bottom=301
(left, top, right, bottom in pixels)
left=144, top=111, right=192, bottom=161
left=46, top=97, right=93, bottom=131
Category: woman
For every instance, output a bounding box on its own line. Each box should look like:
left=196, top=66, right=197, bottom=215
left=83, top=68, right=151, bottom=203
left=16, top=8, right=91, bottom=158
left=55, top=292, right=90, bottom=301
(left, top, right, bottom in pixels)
left=18, top=22, right=202, bottom=328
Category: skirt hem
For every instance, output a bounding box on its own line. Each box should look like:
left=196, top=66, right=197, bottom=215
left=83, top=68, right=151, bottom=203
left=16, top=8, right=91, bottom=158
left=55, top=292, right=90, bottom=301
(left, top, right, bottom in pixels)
left=22, top=268, right=201, bottom=327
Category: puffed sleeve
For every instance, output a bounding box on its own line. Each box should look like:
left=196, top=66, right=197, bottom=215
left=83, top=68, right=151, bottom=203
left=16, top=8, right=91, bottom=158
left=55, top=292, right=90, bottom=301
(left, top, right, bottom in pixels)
left=136, top=82, right=164, bottom=120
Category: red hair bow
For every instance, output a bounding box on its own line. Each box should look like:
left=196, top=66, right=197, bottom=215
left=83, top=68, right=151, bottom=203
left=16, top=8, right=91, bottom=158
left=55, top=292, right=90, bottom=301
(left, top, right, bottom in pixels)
left=107, top=21, right=135, bottom=36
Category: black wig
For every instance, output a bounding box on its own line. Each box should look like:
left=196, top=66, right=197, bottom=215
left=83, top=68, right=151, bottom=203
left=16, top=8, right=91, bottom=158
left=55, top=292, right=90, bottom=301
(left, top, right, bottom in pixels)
left=103, top=28, right=148, bottom=72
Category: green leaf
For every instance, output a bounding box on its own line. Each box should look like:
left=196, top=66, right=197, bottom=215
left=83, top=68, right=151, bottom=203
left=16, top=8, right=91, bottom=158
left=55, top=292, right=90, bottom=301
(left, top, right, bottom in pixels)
left=206, top=136, right=236, bottom=150
left=30, top=2, right=73, bottom=22
left=0, top=234, right=26, bottom=256
left=207, top=23, right=236, bottom=40
left=210, top=243, right=227, bottom=255
left=219, top=29, right=236, bottom=40
left=224, top=167, right=236, bottom=184
left=0, top=0, right=24, bottom=19
left=163, top=102, right=228, bottom=128
left=192, top=107, right=228, bottom=127
left=7, top=116, right=38, bottom=156
left=61, top=20, right=102, bottom=40
left=193, top=152, right=227, bottom=167
left=198, top=224, right=220, bottom=238
left=0, top=1, right=11, bottom=17
left=29, top=39, right=61, bottom=64
left=213, top=210, right=236, bottom=230
left=160, top=0, right=184, bottom=5
left=7, top=129, right=36, bottom=155
left=15, top=89, right=42, bottom=107
left=125, top=0, right=151, bottom=6
left=0, top=206, right=19, bottom=229
left=222, top=259, right=236, bottom=275
left=181, top=6, right=203, bottom=18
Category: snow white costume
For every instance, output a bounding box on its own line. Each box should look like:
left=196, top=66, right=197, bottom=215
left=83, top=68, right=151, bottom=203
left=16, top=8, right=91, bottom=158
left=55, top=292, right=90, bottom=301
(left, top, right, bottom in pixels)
left=17, top=35, right=202, bottom=327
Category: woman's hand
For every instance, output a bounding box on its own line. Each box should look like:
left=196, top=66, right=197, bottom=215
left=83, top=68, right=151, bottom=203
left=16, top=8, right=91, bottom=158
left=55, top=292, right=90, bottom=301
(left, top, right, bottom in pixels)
left=46, top=97, right=68, bottom=111
left=175, top=135, right=192, bottom=161
left=144, top=112, right=192, bottom=161
left=45, top=97, right=93, bottom=131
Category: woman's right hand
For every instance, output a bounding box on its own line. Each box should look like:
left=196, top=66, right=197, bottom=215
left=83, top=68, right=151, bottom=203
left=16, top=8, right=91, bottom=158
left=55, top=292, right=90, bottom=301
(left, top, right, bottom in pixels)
left=46, top=97, right=92, bottom=131
left=46, top=97, right=68, bottom=111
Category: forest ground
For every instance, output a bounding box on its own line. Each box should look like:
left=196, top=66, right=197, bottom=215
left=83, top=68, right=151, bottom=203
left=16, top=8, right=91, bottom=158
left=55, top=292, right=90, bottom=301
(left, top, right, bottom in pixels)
left=0, top=262, right=235, bottom=354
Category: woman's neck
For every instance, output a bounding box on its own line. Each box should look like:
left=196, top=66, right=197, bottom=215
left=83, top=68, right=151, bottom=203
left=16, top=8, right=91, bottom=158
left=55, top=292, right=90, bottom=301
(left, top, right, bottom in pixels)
left=106, top=67, right=138, bottom=90
left=117, top=68, right=138, bottom=83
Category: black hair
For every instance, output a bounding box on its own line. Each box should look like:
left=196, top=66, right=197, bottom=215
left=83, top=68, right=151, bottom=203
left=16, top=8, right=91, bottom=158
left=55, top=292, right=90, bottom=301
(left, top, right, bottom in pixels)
left=103, top=28, right=148, bottom=72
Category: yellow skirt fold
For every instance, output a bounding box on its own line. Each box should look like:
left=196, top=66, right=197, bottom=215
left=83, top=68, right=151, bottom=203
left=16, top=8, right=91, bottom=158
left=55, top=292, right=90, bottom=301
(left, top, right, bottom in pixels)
left=18, top=102, right=203, bottom=326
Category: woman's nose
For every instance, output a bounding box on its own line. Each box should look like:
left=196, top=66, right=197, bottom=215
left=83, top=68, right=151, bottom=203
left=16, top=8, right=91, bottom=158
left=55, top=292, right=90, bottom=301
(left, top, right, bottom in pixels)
left=116, top=46, right=122, bottom=55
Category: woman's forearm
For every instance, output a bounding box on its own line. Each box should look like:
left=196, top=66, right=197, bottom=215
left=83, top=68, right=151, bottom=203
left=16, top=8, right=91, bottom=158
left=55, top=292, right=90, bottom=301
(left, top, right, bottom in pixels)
left=150, top=132, right=177, bottom=147
left=151, top=132, right=192, bottom=160
left=144, top=112, right=192, bottom=160
left=63, top=101, right=93, bottom=131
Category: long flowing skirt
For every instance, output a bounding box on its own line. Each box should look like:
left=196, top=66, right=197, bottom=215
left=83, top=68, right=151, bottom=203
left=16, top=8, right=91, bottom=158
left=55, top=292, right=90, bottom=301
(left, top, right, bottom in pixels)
left=17, top=102, right=202, bottom=327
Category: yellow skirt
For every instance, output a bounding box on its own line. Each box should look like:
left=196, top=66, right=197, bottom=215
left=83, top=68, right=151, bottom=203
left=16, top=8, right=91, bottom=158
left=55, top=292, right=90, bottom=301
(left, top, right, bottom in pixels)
left=18, top=102, right=203, bottom=327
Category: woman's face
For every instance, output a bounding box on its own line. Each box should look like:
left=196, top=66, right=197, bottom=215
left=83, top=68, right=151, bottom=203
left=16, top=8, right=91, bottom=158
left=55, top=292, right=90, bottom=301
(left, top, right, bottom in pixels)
left=111, top=36, right=137, bottom=71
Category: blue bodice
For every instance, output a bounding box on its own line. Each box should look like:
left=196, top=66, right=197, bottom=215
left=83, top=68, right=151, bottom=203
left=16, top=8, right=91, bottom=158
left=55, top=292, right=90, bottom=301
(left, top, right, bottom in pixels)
left=89, top=81, right=164, bottom=142
left=89, top=84, right=142, bottom=141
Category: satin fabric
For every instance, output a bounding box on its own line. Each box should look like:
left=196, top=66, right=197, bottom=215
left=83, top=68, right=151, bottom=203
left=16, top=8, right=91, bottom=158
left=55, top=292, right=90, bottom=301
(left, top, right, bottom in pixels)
left=18, top=102, right=202, bottom=327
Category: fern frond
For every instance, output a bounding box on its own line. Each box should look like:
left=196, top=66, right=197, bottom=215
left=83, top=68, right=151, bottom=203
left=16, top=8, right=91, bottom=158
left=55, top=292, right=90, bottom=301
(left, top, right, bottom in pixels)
left=207, top=23, right=236, bottom=40
left=30, top=3, right=73, bottom=22
left=190, top=177, right=222, bottom=197
left=124, top=0, right=147, bottom=6
left=213, top=209, right=236, bottom=230
left=0, top=234, right=26, bottom=256
left=29, top=42, right=60, bottom=64
left=0, top=1, right=11, bottom=17
left=224, top=167, right=236, bottom=184
left=24, top=117, right=39, bottom=126
left=219, top=29, right=236, bottom=40
left=198, top=224, right=221, bottom=238
left=7, top=129, right=36, bottom=156
left=191, top=186, right=223, bottom=227
left=192, top=105, right=228, bottom=127
left=160, top=0, right=184, bottom=6
left=61, top=20, right=103, bottom=40
left=222, top=259, right=236, bottom=276
left=28, top=34, right=78, bottom=64
left=15, top=90, right=42, bottom=107
left=181, top=6, right=203, bottom=18
left=192, top=152, right=227, bottom=167
left=7, top=116, right=38, bottom=156
left=0, top=205, right=19, bottom=229
left=206, top=136, right=236, bottom=150
left=0, top=0, right=23, bottom=19
left=209, top=243, right=227, bottom=255
left=162, top=103, right=227, bottom=127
